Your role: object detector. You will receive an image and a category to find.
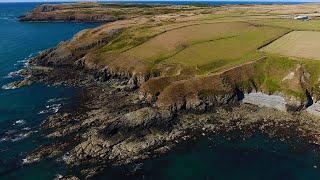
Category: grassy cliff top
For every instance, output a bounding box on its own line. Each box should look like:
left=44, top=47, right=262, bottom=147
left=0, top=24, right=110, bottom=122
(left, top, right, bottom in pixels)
left=24, top=2, right=320, bottom=109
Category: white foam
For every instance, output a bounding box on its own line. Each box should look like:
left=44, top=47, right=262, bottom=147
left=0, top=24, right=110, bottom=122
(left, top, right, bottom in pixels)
left=47, top=98, right=67, bottom=103
left=0, top=137, right=9, bottom=143
left=13, top=119, right=26, bottom=126
left=0, top=17, right=16, bottom=21
left=22, top=127, right=31, bottom=131
left=62, top=153, right=70, bottom=162
left=54, top=174, right=64, bottom=180
left=38, top=104, right=62, bottom=114
left=11, top=133, right=30, bottom=142
left=1, top=84, right=16, bottom=90
left=22, top=158, right=29, bottom=164
left=4, top=69, right=23, bottom=78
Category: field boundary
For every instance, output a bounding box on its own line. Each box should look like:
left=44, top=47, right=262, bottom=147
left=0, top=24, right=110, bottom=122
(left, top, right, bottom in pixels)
left=257, top=29, right=293, bottom=50
left=150, top=35, right=239, bottom=66
left=122, top=21, right=251, bottom=54
left=208, top=55, right=267, bottom=76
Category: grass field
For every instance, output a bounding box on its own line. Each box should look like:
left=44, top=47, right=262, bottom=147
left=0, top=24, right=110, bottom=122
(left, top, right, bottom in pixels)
left=252, top=19, right=320, bottom=31
left=261, top=31, right=320, bottom=60
left=164, top=25, right=288, bottom=73
left=127, top=22, right=251, bottom=61
left=117, top=22, right=288, bottom=74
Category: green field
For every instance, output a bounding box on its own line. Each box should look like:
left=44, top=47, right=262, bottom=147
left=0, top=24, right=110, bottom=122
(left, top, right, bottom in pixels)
left=252, top=19, right=320, bottom=31
left=113, top=22, right=288, bottom=75
left=127, top=22, right=251, bottom=61
left=163, top=25, right=288, bottom=74
left=85, top=12, right=320, bottom=103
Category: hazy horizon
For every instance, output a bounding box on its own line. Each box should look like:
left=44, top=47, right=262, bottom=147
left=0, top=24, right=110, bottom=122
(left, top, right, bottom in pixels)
left=0, top=0, right=317, bottom=3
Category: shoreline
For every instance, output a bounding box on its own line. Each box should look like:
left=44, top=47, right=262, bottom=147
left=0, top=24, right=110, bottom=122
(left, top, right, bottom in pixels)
left=15, top=61, right=320, bottom=178
left=7, top=2, right=320, bottom=178
left=5, top=52, right=320, bottom=178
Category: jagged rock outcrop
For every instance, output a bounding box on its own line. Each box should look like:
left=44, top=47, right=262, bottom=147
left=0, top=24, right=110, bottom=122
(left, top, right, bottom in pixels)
left=66, top=107, right=174, bottom=166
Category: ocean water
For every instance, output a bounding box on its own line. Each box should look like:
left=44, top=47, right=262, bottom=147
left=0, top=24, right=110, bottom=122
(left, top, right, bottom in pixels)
left=0, top=3, right=98, bottom=179
left=124, top=134, right=320, bottom=180
left=0, top=2, right=320, bottom=180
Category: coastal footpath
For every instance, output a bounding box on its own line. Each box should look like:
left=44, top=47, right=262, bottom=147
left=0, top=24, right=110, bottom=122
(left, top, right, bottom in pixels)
left=11, top=2, right=320, bottom=179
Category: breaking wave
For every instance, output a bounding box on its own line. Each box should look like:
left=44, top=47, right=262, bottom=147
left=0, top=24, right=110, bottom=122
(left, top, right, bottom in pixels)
left=38, top=104, right=62, bottom=114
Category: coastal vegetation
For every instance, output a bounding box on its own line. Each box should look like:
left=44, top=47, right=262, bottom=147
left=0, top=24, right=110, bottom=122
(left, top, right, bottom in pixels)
left=15, top=2, right=320, bottom=179
left=18, top=2, right=320, bottom=108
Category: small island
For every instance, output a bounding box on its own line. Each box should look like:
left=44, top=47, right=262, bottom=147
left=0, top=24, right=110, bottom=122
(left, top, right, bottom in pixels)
left=15, top=2, right=320, bottom=179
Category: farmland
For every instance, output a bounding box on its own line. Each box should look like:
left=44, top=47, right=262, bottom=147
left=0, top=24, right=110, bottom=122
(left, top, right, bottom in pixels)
left=163, top=25, right=287, bottom=74
left=21, top=2, right=320, bottom=108
left=261, top=31, right=320, bottom=60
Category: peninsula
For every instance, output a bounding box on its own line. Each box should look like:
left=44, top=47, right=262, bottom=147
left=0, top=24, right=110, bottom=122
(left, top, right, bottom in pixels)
left=14, top=2, right=320, bottom=179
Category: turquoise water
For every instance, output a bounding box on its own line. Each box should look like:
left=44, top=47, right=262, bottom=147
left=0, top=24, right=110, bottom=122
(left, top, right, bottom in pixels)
left=1, top=2, right=320, bottom=180
left=133, top=135, right=320, bottom=180
left=98, top=134, right=320, bottom=180
left=0, top=3, right=98, bottom=179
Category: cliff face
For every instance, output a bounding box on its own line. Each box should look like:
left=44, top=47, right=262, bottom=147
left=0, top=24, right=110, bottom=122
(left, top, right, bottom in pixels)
left=154, top=59, right=260, bottom=111
left=21, top=6, right=320, bottom=114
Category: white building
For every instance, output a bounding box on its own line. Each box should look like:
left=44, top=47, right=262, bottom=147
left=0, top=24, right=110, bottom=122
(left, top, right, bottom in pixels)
left=294, top=15, right=309, bottom=20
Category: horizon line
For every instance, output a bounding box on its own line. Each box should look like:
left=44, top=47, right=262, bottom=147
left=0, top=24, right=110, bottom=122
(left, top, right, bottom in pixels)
left=0, top=0, right=317, bottom=2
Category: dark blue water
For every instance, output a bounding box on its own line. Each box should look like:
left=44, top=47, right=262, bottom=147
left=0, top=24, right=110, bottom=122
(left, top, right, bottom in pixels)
left=0, top=2, right=320, bottom=180
left=0, top=3, right=98, bottom=179
left=134, top=135, right=320, bottom=180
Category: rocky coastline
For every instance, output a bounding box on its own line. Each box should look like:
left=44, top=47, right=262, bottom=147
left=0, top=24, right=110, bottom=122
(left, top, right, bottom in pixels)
left=19, top=3, right=203, bottom=22
left=10, top=43, right=320, bottom=179
left=10, top=2, right=320, bottom=179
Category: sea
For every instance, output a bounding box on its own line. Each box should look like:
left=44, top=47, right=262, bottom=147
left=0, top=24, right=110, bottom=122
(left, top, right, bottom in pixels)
left=0, top=1, right=320, bottom=180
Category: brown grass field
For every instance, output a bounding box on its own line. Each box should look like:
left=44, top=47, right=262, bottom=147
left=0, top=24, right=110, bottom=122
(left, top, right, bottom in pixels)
left=120, top=22, right=288, bottom=74
left=261, top=31, right=320, bottom=60
left=126, top=22, right=251, bottom=61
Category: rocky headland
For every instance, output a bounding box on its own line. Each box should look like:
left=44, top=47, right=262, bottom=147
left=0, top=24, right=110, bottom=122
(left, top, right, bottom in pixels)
left=19, top=3, right=205, bottom=22
left=12, top=2, right=320, bottom=179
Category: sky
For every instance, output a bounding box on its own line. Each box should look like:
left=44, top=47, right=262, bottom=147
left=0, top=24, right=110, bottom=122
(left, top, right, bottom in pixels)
left=0, top=0, right=317, bottom=2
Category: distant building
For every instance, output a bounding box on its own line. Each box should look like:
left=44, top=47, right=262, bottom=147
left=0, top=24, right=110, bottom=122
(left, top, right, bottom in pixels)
left=294, top=15, right=309, bottom=20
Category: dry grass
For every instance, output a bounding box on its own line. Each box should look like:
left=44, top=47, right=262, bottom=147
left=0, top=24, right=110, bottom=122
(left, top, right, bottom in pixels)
left=126, top=22, right=251, bottom=61
left=252, top=19, right=320, bottom=31
left=162, top=24, right=288, bottom=73
left=261, top=31, right=320, bottom=60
